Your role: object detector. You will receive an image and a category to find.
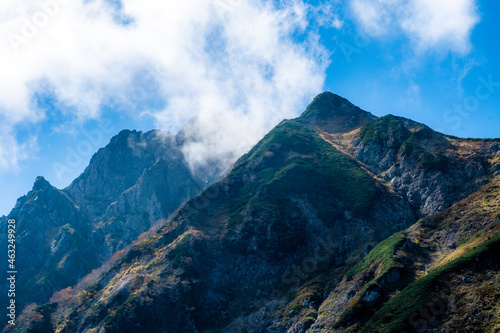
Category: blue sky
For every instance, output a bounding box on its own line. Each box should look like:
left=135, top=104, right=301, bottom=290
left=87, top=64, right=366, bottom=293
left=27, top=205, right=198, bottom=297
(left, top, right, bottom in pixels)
left=0, top=0, right=499, bottom=215
left=320, top=0, right=500, bottom=139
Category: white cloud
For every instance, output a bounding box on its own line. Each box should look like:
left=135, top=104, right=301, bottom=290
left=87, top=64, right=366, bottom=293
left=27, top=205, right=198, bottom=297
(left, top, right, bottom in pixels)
left=351, top=0, right=399, bottom=36
left=313, top=2, right=344, bottom=30
left=0, top=126, right=37, bottom=172
left=0, top=0, right=328, bottom=173
left=350, top=0, right=479, bottom=54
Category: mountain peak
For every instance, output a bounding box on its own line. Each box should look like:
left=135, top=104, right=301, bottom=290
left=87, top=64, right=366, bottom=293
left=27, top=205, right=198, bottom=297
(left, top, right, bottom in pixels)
left=109, top=129, right=140, bottom=145
left=301, top=92, right=373, bottom=119
left=33, top=176, right=51, bottom=191
left=298, top=92, right=376, bottom=133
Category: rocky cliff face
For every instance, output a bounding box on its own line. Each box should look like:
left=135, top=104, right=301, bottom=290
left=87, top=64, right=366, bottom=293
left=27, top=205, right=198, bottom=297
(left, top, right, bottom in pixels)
left=5, top=92, right=500, bottom=333
left=0, top=129, right=210, bottom=323
left=98, top=157, right=201, bottom=256
left=0, top=177, right=99, bottom=310
left=309, top=179, right=500, bottom=333
left=65, top=130, right=183, bottom=218
left=11, top=118, right=417, bottom=333
left=301, top=93, right=499, bottom=217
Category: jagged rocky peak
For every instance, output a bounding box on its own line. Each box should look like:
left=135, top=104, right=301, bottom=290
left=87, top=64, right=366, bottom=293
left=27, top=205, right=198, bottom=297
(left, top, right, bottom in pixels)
left=64, top=128, right=182, bottom=218
left=175, top=116, right=200, bottom=146
left=4, top=92, right=500, bottom=333
left=32, top=176, right=52, bottom=191
left=0, top=127, right=205, bottom=321
left=9, top=176, right=56, bottom=214
left=108, top=129, right=176, bottom=152
left=299, top=91, right=376, bottom=132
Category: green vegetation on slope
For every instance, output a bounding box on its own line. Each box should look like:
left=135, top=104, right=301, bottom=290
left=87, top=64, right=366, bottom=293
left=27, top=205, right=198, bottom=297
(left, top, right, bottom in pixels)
left=360, top=115, right=449, bottom=171
left=345, top=231, right=407, bottom=279
left=299, top=92, right=346, bottom=120
left=361, top=234, right=500, bottom=333
left=360, top=115, right=410, bottom=147
left=399, top=129, right=448, bottom=171
left=230, top=120, right=377, bottom=223
left=7, top=92, right=500, bottom=333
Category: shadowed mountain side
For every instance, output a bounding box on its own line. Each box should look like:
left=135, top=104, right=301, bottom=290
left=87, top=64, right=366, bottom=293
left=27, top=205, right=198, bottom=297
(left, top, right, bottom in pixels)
left=0, top=177, right=99, bottom=311
left=5, top=92, right=500, bottom=333
left=14, top=120, right=416, bottom=333
left=0, top=129, right=208, bottom=325
left=308, top=179, right=500, bottom=333
left=65, top=130, right=182, bottom=218
left=98, top=157, right=201, bottom=256
left=301, top=92, right=500, bottom=217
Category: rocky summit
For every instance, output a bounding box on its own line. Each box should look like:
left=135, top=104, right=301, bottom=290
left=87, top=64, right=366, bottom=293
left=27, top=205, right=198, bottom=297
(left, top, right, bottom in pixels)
left=0, top=129, right=214, bottom=322
left=3, top=92, right=500, bottom=332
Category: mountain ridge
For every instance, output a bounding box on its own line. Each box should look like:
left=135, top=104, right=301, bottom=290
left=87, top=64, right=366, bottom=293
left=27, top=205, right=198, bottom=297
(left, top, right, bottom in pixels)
left=3, top=92, right=499, bottom=332
left=0, top=127, right=219, bottom=321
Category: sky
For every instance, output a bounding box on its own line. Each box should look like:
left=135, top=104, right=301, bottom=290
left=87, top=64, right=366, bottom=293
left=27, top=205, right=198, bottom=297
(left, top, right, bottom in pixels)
left=0, top=0, right=499, bottom=215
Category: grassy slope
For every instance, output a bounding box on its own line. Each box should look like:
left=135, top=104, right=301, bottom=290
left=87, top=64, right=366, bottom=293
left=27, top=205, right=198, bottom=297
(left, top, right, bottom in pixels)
left=327, top=179, right=500, bottom=333
left=7, top=94, right=499, bottom=333
left=359, top=115, right=452, bottom=171
left=228, top=119, right=377, bottom=224
left=9, top=119, right=383, bottom=333
left=359, top=115, right=411, bottom=147
left=345, top=231, right=407, bottom=280
left=361, top=234, right=500, bottom=333
left=103, top=119, right=382, bottom=331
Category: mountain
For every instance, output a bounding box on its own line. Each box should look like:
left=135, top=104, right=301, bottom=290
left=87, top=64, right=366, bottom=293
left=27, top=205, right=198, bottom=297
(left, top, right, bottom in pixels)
left=5, top=92, right=500, bottom=333
left=309, top=178, right=500, bottom=332
left=0, top=129, right=216, bottom=324
left=0, top=176, right=99, bottom=310
left=298, top=93, right=497, bottom=217
left=65, top=129, right=191, bottom=218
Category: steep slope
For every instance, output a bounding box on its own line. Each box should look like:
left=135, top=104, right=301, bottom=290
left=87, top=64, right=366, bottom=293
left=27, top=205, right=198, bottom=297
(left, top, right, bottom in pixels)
left=0, top=129, right=204, bottom=326
left=0, top=177, right=99, bottom=311
left=301, top=92, right=499, bottom=216
left=299, top=91, right=376, bottom=133
left=65, top=129, right=185, bottom=218
left=310, top=179, right=500, bottom=332
left=6, top=92, right=499, bottom=333
left=11, top=118, right=417, bottom=333
left=98, top=157, right=201, bottom=255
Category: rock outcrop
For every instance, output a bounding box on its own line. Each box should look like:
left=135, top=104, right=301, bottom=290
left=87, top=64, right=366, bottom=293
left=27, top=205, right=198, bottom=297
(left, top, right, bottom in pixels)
left=4, top=92, right=500, bottom=333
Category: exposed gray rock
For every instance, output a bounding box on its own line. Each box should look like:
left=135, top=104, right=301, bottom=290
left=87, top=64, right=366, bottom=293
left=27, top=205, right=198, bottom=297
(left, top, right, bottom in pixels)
left=0, top=129, right=215, bottom=319
left=99, top=157, right=200, bottom=255
left=0, top=177, right=98, bottom=311
left=65, top=130, right=180, bottom=218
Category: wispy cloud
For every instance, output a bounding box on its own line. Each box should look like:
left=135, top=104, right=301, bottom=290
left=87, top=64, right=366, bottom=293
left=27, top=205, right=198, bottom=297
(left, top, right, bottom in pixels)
left=0, top=126, right=38, bottom=171
left=350, top=0, right=479, bottom=54
left=0, top=0, right=329, bottom=172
